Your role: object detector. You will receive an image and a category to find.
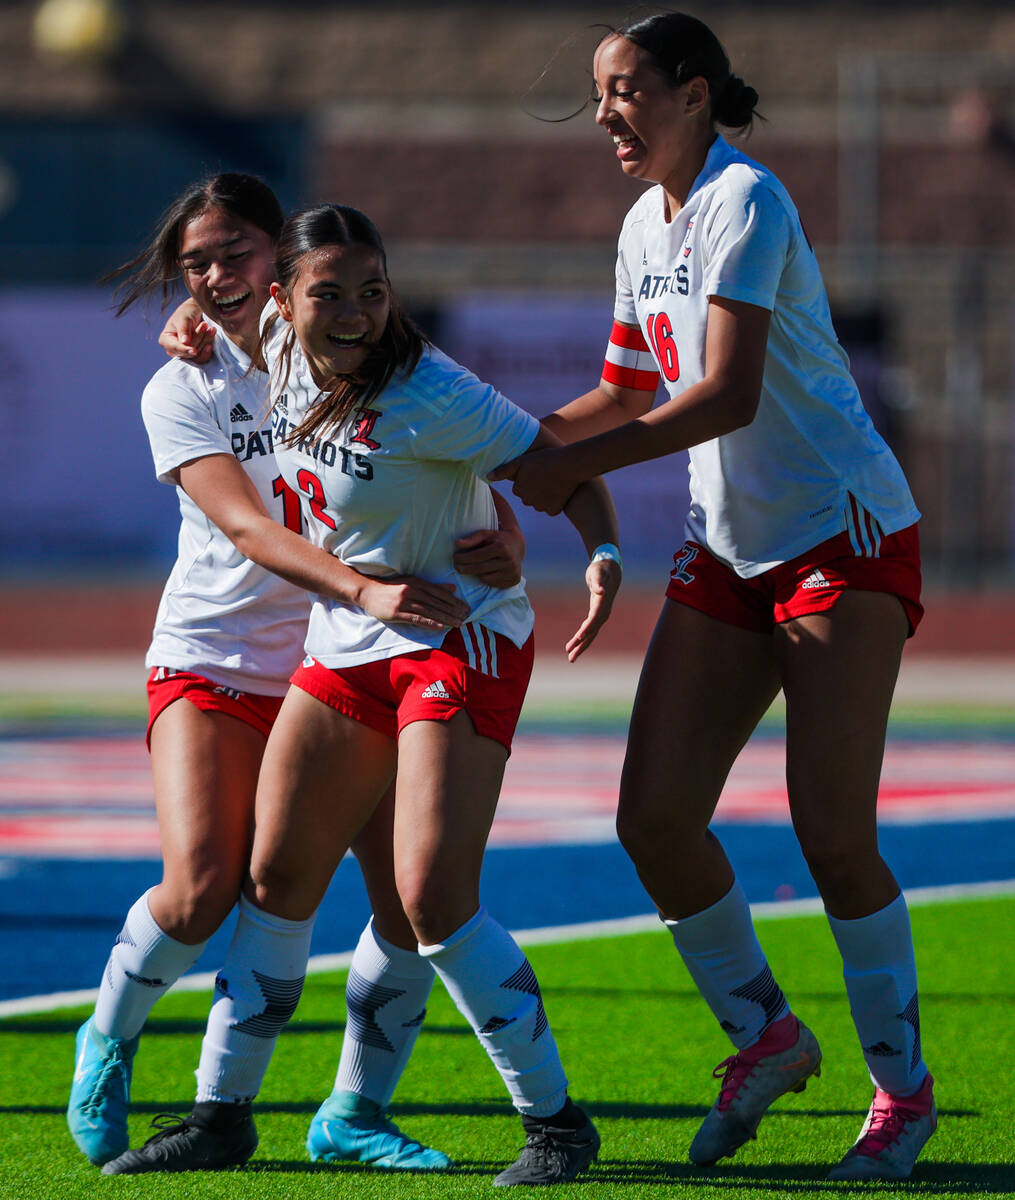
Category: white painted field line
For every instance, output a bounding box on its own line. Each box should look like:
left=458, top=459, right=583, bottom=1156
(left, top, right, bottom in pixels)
left=3, top=877, right=1013, bottom=1019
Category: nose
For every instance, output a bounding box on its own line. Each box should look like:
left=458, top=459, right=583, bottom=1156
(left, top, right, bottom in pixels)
left=595, top=91, right=611, bottom=126
left=205, top=258, right=230, bottom=286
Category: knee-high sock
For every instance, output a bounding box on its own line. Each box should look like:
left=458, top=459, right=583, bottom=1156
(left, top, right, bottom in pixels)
left=419, top=908, right=568, bottom=1117
left=664, top=880, right=789, bottom=1049
left=827, top=892, right=928, bottom=1096
left=332, top=919, right=435, bottom=1106
left=195, top=895, right=315, bottom=1104
left=93, top=888, right=207, bottom=1041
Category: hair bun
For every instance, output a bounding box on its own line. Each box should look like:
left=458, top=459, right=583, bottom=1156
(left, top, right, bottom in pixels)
left=715, top=74, right=759, bottom=130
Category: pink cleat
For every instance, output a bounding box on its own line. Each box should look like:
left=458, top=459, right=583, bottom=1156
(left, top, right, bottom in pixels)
left=828, top=1073, right=936, bottom=1181
left=689, top=1012, right=822, bottom=1165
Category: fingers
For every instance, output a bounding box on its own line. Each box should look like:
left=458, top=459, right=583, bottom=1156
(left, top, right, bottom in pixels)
left=488, top=458, right=520, bottom=483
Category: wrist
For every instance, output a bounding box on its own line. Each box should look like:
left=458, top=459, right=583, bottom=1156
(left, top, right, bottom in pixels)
left=590, top=542, right=622, bottom=571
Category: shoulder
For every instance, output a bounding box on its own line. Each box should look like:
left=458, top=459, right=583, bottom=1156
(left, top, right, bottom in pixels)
left=395, top=345, right=485, bottom=414
left=703, top=144, right=797, bottom=224
left=141, top=354, right=214, bottom=413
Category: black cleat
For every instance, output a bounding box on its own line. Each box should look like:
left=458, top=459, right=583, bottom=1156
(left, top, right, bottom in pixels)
left=494, top=1104, right=600, bottom=1186
left=101, top=1101, right=258, bottom=1175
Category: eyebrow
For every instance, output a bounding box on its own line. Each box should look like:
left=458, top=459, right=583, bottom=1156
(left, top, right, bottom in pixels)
left=309, top=276, right=387, bottom=289
left=179, top=233, right=246, bottom=262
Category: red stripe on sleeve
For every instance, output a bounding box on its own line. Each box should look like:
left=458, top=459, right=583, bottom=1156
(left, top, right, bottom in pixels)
left=602, top=360, right=660, bottom=392
left=609, top=321, right=651, bottom=352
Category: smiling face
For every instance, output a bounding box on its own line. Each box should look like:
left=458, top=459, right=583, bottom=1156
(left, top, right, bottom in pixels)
left=177, top=207, right=276, bottom=354
left=271, top=242, right=391, bottom=384
left=593, top=34, right=712, bottom=211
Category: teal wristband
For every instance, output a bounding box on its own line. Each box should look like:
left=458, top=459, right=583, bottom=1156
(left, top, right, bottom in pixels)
left=590, top=543, right=623, bottom=570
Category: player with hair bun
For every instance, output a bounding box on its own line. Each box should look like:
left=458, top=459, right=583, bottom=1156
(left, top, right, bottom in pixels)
left=68, top=172, right=528, bottom=1175
left=499, top=11, right=936, bottom=1182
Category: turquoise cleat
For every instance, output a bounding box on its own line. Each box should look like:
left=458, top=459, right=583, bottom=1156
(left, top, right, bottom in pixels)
left=307, top=1090, right=451, bottom=1170
left=67, top=1018, right=139, bottom=1166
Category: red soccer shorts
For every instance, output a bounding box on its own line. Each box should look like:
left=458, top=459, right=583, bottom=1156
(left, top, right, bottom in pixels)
left=290, top=624, right=534, bottom=753
left=146, top=668, right=285, bottom=748
left=665, top=522, right=923, bottom=635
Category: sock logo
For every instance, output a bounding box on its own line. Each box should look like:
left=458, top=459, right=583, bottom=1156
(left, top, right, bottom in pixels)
left=345, top=968, right=407, bottom=1052
left=729, top=966, right=786, bottom=1028
left=501, top=961, right=548, bottom=1041
left=863, top=1040, right=902, bottom=1057
left=897, top=991, right=922, bottom=1072
left=231, top=969, right=305, bottom=1039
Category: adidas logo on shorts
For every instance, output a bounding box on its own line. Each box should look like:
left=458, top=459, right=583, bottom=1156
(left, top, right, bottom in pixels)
left=801, top=568, right=831, bottom=590
left=421, top=679, right=452, bottom=701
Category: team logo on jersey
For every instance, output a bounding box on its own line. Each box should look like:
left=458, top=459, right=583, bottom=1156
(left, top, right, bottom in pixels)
left=670, top=543, right=699, bottom=585
left=682, top=218, right=695, bottom=258
left=230, top=402, right=254, bottom=422
left=349, top=408, right=382, bottom=450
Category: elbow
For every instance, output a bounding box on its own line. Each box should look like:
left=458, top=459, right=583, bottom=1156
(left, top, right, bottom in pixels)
left=724, top=385, right=761, bottom=433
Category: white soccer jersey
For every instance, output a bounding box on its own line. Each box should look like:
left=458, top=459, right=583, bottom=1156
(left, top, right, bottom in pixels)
left=614, top=134, right=920, bottom=577
left=264, top=322, right=539, bottom=668
left=142, top=333, right=311, bottom=694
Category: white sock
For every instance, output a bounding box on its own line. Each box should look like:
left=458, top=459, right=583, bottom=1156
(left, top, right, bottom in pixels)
left=195, top=895, right=315, bottom=1103
left=664, top=880, right=789, bottom=1049
left=827, top=892, right=928, bottom=1095
left=93, top=888, right=207, bottom=1041
left=419, top=908, right=568, bottom=1117
left=332, top=919, right=435, bottom=1107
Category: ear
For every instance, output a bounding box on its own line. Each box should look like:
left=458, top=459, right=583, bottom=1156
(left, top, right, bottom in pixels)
left=269, top=280, right=293, bottom=322
left=685, top=76, right=710, bottom=117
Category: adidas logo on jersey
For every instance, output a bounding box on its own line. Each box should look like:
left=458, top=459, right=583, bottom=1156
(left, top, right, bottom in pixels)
left=230, top=403, right=254, bottom=422
left=801, top=568, right=831, bottom=589
left=420, top=679, right=452, bottom=701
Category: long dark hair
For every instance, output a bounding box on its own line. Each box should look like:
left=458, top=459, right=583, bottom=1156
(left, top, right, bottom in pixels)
left=105, top=172, right=284, bottom=316
left=617, top=13, right=760, bottom=132
left=267, top=204, right=428, bottom=446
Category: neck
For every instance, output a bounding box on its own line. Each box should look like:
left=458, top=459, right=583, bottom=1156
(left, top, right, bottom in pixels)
left=660, top=131, right=717, bottom=220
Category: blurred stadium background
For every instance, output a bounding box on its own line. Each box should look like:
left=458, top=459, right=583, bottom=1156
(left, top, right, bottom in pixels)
left=0, top=0, right=1013, bottom=627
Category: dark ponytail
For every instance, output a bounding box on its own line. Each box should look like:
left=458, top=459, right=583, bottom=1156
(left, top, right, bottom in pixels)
left=618, top=12, right=760, bottom=133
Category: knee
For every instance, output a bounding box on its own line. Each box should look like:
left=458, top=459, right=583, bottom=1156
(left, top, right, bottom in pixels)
left=395, top=868, right=474, bottom=947
left=153, top=867, right=241, bottom=943
left=797, top=836, right=876, bottom=900
left=616, top=781, right=688, bottom=867
left=248, top=857, right=320, bottom=922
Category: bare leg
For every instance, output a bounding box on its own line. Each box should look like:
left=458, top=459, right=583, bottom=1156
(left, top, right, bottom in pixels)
left=148, top=702, right=265, bottom=942
left=617, top=600, right=781, bottom=918
left=777, top=590, right=908, bottom=919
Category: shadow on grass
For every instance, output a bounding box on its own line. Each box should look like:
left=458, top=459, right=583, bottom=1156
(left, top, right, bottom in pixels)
left=587, top=1159, right=1015, bottom=1192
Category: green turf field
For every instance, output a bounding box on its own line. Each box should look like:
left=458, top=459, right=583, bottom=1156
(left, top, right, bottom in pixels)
left=1, top=896, right=1012, bottom=1199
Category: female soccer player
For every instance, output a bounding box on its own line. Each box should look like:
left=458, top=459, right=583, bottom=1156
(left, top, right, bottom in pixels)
left=99, top=203, right=620, bottom=1186
left=67, top=173, right=525, bottom=1174
left=498, top=12, right=935, bottom=1183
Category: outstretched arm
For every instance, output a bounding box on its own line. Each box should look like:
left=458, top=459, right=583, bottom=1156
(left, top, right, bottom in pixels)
left=498, top=299, right=770, bottom=514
